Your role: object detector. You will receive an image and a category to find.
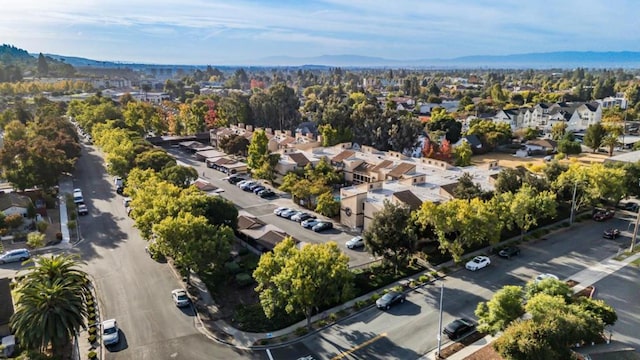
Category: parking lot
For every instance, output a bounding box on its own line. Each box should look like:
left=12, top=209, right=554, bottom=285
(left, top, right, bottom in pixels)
left=167, top=147, right=377, bottom=268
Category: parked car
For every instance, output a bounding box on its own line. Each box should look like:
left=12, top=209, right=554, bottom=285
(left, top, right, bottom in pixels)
left=101, top=319, right=120, bottom=345
left=246, top=183, right=261, bottom=192
left=603, top=228, right=621, bottom=239
left=171, top=289, right=190, bottom=307
left=375, top=290, right=406, bottom=310
left=498, top=246, right=520, bottom=259
left=114, top=176, right=124, bottom=188
left=273, top=207, right=290, bottom=216
left=443, top=318, right=475, bottom=340
left=465, top=256, right=491, bottom=271
left=301, top=218, right=321, bottom=229
left=346, top=236, right=365, bottom=249
left=593, top=209, right=615, bottom=221
left=258, top=189, right=276, bottom=198
left=0, top=249, right=31, bottom=264
left=252, top=185, right=266, bottom=194
left=312, top=221, right=333, bottom=232
left=623, top=202, right=639, bottom=212
left=288, top=211, right=305, bottom=221
left=279, top=209, right=298, bottom=219
left=291, top=212, right=314, bottom=222
left=237, top=180, right=252, bottom=188
left=227, top=175, right=244, bottom=184
left=535, top=273, right=559, bottom=283
left=77, top=204, right=89, bottom=216
left=123, top=197, right=132, bottom=208
left=72, top=189, right=84, bottom=204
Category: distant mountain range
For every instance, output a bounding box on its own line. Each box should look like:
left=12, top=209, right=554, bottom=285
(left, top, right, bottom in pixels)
left=37, top=51, right=640, bottom=69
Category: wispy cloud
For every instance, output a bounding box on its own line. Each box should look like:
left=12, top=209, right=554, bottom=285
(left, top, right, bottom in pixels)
left=1, top=0, right=638, bottom=64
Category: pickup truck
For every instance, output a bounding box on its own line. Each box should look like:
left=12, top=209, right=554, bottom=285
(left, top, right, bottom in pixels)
left=593, top=209, right=615, bottom=221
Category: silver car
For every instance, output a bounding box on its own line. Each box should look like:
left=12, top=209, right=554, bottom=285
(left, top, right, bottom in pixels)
left=0, top=249, right=31, bottom=264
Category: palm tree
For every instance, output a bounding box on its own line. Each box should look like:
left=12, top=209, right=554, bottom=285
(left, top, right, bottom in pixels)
left=10, top=255, right=91, bottom=357
left=601, top=133, right=619, bottom=156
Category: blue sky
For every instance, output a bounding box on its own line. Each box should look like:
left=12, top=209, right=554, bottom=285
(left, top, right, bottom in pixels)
left=2, top=0, right=638, bottom=65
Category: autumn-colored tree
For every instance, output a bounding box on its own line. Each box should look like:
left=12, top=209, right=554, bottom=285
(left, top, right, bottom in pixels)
left=203, top=99, right=218, bottom=129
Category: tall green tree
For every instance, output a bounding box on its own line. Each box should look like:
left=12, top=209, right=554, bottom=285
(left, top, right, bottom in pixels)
left=363, top=200, right=416, bottom=273
left=247, top=129, right=269, bottom=171
left=504, top=184, right=557, bottom=240
left=475, top=285, right=525, bottom=335
left=253, top=238, right=354, bottom=329
left=583, top=123, right=605, bottom=152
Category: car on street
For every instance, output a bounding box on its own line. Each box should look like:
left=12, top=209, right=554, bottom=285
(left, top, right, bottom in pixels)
left=375, top=290, right=406, bottom=310
left=535, top=273, right=560, bottom=283
left=273, top=207, right=290, bottom=216
left=603, top=228, right=621, bottom=239
left=443, top=318, right=475, bottom=340
left=301, top=218, right=321, bottom=229
left=291, top=212, right=315, bottom=222
left=77, top=203, right=89, bottom=216
left=312, top=221, right=333, bottom=232
left=258, top=189, right=276, bottom=198
left=102, top=319, right=120, bottom=346
left=498, top=246, right=520, bottom=259
left=171, top=289, right=190, bottom=307
left=279, top=209, right=298, bottom=219
left=593, top=209, right=615, bottom=221
left=346, top=236, right=365, bottom=249
left=465, top=256, right=491, bottom=271
left=0, top=249, right=31, bottom=264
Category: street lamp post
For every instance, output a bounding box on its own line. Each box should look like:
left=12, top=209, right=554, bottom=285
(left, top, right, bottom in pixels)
left=436, top=281, right=444, bottom=359
left=631, top=179, right=640, bottom=252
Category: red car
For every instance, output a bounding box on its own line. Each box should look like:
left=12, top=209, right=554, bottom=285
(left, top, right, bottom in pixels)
left=593, top=210, right=614, bottom=221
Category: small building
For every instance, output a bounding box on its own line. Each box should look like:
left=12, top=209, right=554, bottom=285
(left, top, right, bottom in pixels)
left=236, top=213, right=297, bottom=252
left=0, top=193, right=32, bottom=218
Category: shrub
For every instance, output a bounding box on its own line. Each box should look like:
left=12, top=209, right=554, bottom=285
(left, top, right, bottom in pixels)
left=88, top=327, right=97, bottom=335
left=87, top=306, right=95, bottom=313
left=238, top=247, right=249, bottom=256
left=328, top=313, right=338, bottom=322
left=354, top=300, right=367, bottom=309
left=88, top=350, right=97, bottom=359
left=225, top=261, right=241, bottom=274
left=440, top=266, right=450, bottom=274
left=235, top=273, right=253, bottom=287
left=36, top=221, right=48, bottom=233
left=259, top=339, right=269, bottom=345
left=5, top=214, right=23, bottom=229
left=67, top=220, right=76, bottom=230
left=294, top=326, right=308, bottom=336
left=317, top=319, right=328, bottom=327
left=429, top=270, right=439, bottom=278
left=418, top=274, right=431, bottom=283
left=27, top=232, right=46, bottom=248
left=88, top=335, right=96, bottom=343
left=370, top=293, right=381, bottom=302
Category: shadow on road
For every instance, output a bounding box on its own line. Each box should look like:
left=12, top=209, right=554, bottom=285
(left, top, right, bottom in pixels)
left=316, top=329, right=422, bottom=360
left=105, top=330, right=128, bottom=352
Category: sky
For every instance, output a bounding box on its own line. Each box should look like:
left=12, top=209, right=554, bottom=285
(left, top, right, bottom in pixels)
left=1, top=0, right=639, bottom=65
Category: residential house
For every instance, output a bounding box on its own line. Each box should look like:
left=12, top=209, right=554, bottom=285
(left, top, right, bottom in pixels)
left=567, top=102, right=603, bottom=132
left=275, top=149, right=314, bottom=175
left=236, top=213, right=297, bottom=252
left=0, top=193, right=32, bottom=218
left=493, top=108, right=524, bottom=130
left=524, top=139, right=558, bottom=154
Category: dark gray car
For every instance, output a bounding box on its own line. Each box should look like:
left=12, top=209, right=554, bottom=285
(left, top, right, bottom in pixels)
left=375, top=290, right=406, bottom=310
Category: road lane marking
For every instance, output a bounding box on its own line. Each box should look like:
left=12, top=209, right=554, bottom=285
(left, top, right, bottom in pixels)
left=266, top=349, right=274, bottom=360
left=331, top=332, right=387, bottom=360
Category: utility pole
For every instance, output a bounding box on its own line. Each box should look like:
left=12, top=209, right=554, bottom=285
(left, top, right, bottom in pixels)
left=436, top=281, right=444, bottom=359
left=570, top=181, right=578, bottom=225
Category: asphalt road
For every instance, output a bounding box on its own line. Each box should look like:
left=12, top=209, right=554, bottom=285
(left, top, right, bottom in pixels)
left=70, top=143, right=259, bottom=360
left=264, top=216, right=635, bottom=359
left=167, top=148, right=375, bottom=267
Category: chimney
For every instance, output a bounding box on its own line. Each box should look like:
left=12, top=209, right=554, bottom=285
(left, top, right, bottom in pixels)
left=265, top=128, right=273, bottom=135
left=246, top=125, right=253, bottom=132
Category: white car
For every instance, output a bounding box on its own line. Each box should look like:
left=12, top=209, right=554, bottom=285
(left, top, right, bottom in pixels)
left=114, top=176, right=123, bottom=188
left=273, top=207, right=290, bottom=216
left=72, top=189, right=84, bottom=204
left=535, top=273, right=559, bottom=283
left=465, top=256, right=491, bottom=271
left=0, top=249, right=31, bottom=264
left=346, top=236, right=365, bottom=249
left=77, top=203, right=89, bottom=216
left=101, top=319, right=120, bottom=345
left=171, top=289, right=190, bottom=307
